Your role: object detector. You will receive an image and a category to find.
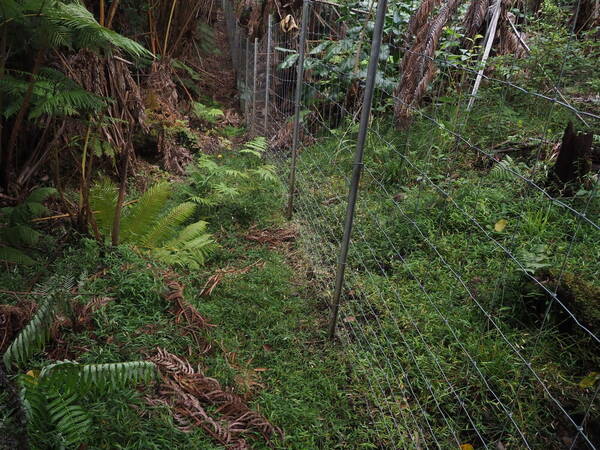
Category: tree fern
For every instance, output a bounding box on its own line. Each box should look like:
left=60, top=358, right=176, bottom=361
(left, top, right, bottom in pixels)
left=44, top=1, right=153, bottom=59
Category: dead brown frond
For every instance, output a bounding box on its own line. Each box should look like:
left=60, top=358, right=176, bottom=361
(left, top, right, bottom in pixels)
left=163, top=272, right=215, bottom=330
left=244, top=225, right=298, bottom=248
left=199, top=260, right=265, bottom=297
left=394, top=0, right=465, bottom=127
left=498, top=10, right=528, bottom=57
left=462, top=0, right=490, bottom=40
left=408, top=0, right=443, bottom=37
left=0, top=301, right=36, bottom=353
left=146, top=348, right=283, bottom=448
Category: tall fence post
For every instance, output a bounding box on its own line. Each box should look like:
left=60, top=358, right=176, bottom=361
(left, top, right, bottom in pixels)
left=264, top=15, right=273, bottom=135
left=328, top=0, right=388, bottom=340
left=286, top=0, right=310, bottom=219
left=252, top=37, right=258, bottom=132
left=245, top=38, right=250, bottom=124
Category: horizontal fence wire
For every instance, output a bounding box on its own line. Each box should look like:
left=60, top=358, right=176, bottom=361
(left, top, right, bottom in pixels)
left=223, top=0, right=600, bottom=447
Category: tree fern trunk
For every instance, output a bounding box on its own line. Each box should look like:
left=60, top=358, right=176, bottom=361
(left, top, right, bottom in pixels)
left=2, top=49, right=44, bottom=191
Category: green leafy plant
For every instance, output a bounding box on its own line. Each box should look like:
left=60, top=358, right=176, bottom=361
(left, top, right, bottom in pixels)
left=185, top=138, right=278, bottom=211
left=90, top=181, right=216, bottom=269
left=191, top=101, right=224, bottom=124
left=2, top=278, right=156, bottom=448
left=0, top=187, right=57, bottom=265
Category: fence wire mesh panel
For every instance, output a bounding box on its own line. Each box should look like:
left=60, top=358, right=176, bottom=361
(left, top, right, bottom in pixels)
left=224, top=0, right=600, bottom=447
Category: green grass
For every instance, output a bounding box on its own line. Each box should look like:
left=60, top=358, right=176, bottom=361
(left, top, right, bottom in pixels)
left=285, top=85, right=600, bottom=448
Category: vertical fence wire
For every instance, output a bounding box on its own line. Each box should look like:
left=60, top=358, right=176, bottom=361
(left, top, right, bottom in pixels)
left=222, top=0, right=600, bottom=447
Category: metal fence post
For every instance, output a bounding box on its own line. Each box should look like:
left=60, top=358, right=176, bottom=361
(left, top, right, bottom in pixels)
left=264, top=15, right=273, bottom=135
left=286, top=0, right=310, bottom=219
left=245, top=38, right=250, bottom=124
left=252, top=37, right=258, bottom=132
left=328, top=0, right=388, bottom=340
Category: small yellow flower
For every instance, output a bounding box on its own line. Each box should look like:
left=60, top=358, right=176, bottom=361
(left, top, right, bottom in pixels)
left=217, top=154, right=223, bottom=158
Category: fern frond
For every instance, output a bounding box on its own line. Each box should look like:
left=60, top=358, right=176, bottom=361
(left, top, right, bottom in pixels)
left=189, top=196, right=217, bottom=207
left=139, top=202, right=196, bottom=248
left=0, top=225, right=41, bottom=247
left=490, top=156, right=522, bottom=182
left=212, top=182, right=239, bottom=199
left=47, top=2, right=153, bottom=58
left=3, top=295, right=56, bottom=368
left=120, top=182, right=171, bottom=243
left=252, top=165, right=279, bottom=183
left=166, top=221, right=209, bottom=247
left=223, top=168, right=248, bottom=179
left=26, top=187, right=58, bottom=204
left=191, top=101, right=224, bottom=124
left=0, top=246, right=36, bottom=265
left=3, top=280, right=71, bottom=367
left=40, top=360, right=156, bottom=392
left=89, top=178, right=118, bottom=236
left=243, top=136, right=268, bottom=154
left=154, top=221, right=215, bottom=268
left=47, top=392, right=91, bottom=446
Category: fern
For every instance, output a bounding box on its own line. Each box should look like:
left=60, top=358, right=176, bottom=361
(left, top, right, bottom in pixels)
left=139, top=202, right=196, bottom=248
left=252, top=165, right=279, bottom=183
left=192, top=101, right=224, bottom=124
left=239, top=136, right=268, bottom=157
left=40, top=360, right=156, bottom=392
left=120, top=182, right=171, bottom=243
left=156, top=221, right=216, bottom=269
left=21, top=360, right=155, bottom=448
left=489, top=156, right=528, bottom=182
left=1, top=187, right=57, bottom=265
left=3, top=284, right=70, bottom=368
left=89, top=178, right=117, bottom=235
left=0, top=246, right=36, bottom=266
left=89, top=180, right=215, bottom=268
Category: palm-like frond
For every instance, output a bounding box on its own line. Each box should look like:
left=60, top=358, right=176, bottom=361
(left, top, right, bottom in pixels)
left=139, top=202, right=196, bottom=248
left=120, top=182, right=171, bottom=243
left=21, top=359, right=155, bottom=447
left=40, top=360, right=156, bottom=392
left=192, top=101, right=224, bottom=124
left=3, top=278, right=72, bottom=368
left=3, top=296, right=55, bottom=368
left=89, top=178, right=118, bottom=236
left=252, top=165, right=279, bottom=183
left=240, top=136, right=268, bottom=156
left=155, top=221, right=216, bottom=269
left=89, top=180, right=214, bottom=268
left=0, top=70, right=106, bottom=120
left=46, top=1, right=153, bottom=58
left=0, top=246, right=36, bottom=265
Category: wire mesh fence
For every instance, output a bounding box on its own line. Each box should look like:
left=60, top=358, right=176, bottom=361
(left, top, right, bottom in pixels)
left=223, top=0, right=600, bottom=447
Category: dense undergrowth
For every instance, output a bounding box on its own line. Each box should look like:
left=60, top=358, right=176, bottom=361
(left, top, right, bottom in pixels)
left=288, top=83, right=599, bottom=447
left=0, top=132, right=382, bottom=448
